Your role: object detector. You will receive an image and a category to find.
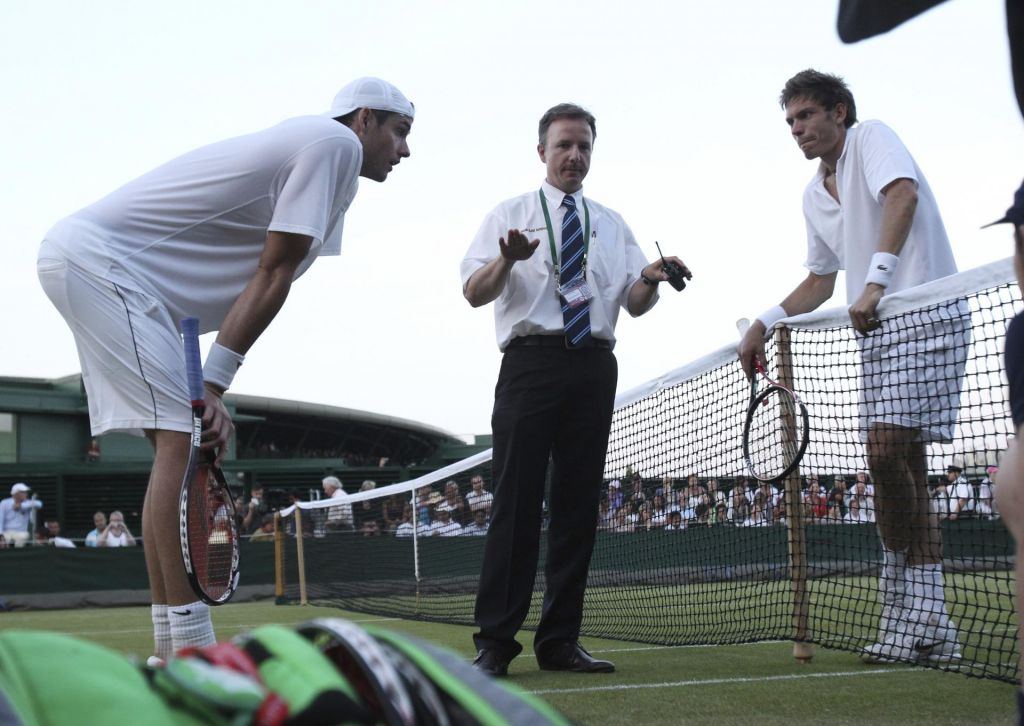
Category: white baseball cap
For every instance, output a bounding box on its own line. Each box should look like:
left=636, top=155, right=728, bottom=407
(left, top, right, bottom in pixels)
left=325, top=77, right=415, bottom=119
left=11, top=483, right=29, bottom=495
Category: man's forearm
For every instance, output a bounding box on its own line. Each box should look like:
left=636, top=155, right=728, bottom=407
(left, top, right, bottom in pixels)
left=876, top=179, right=918, bottom=257
left=464, top=256, right=515, bottom=307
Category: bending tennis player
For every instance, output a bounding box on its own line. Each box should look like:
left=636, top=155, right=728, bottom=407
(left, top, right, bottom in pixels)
left=36, top=78, right=414, bottom=662
left=737, top=70, right=969, bottom=665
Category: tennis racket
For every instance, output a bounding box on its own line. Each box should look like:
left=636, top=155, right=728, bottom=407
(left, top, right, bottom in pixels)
left=179, top=317, right=240, bottom=605
left=737, top=318, right=810, bottom=483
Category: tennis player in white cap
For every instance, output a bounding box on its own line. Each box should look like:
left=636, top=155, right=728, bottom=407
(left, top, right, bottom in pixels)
left=37, top=76, right=414, bottom=662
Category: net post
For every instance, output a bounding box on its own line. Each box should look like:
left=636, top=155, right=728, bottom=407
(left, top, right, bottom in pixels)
left=273, top=512, right=286, bottom=604
left=294, top=506, right=309, bottom=606
left=776, top=325, right=814, bottom=663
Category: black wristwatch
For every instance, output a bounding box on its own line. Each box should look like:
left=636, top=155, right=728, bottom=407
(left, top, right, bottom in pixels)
left=641, top=272, right=659, bottom=286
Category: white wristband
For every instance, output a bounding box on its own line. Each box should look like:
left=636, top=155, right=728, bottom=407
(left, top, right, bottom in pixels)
left=865, top=252, right=899, bottom=288
left=203, top=343, right=245, bottom=391
left=755, top=305, right=787, bottom=332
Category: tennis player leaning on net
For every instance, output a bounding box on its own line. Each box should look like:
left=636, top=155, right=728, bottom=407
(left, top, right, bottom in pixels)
left=36, top=77, right=414, bottom=664
left=737, top=69, right=968, bottom=666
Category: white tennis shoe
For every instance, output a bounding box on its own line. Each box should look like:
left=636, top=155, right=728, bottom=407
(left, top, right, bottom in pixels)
left=861, top=620, right=962, bottom=665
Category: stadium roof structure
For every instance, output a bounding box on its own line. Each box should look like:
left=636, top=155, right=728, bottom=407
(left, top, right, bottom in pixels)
left=0, top=374, right=465, bottom=467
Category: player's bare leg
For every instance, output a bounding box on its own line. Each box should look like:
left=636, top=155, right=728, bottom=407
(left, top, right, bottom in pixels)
left=864, top=423, right=959, bottom=663
left=146, top=429, right=216, bottom=654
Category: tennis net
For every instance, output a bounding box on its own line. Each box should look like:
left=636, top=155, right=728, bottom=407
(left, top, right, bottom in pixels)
left=277, top=257, right=1019, bottom=682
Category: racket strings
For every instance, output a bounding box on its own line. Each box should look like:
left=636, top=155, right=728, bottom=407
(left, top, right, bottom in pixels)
left=745, top=387, right=805, bottom=481
left=187, top=465, right=237, bottom=601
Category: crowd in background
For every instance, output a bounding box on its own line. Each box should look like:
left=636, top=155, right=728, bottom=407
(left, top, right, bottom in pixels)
left=4, top=460, right=1000, bottom=547
left=594, top=464, right=1000, bottom=533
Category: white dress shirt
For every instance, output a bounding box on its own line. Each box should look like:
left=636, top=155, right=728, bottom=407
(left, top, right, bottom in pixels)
left=461, top=180, right=655, bottom=350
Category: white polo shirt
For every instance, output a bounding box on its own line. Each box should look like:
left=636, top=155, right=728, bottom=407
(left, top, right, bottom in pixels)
left=801, top=121, right=957, bottom=304
left=43, top=116, right=362, bottom=334
left=460, top=181, right=655, bottom=350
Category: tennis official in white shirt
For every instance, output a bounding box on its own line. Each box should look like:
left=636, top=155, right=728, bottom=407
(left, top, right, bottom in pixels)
left=460, top=102, right=689, bottom=677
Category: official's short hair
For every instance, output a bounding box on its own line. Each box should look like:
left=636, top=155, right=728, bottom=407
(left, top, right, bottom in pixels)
left=538, top=103, right=597, bottom=145
left=779, top=69, right=858, bottom=128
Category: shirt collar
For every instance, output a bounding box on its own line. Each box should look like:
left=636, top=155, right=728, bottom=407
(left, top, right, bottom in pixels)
left=541, top=179, right=583, bottom=207
left=815, top=125, right=856, bottom=182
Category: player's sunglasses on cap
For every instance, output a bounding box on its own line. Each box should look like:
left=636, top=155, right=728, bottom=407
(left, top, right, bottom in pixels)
left=983, top=178, right=1024, bottom=227
left=325, top=77, right=415, bottom=119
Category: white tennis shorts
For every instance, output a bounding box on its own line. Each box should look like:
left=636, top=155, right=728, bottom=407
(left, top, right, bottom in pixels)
left=858, top=302, right=971, bottom=444
left=37, top=239, right=192, bottom=437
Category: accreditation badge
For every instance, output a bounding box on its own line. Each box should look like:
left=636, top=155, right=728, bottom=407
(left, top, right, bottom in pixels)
left=559, top=275, right=593, bottom=308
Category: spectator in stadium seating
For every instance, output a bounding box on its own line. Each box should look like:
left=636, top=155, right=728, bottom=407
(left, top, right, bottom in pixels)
left=705, top=479, right=727, bottom=508
left=416, top=486, right=435, bottom=528
left=844, top=495, right=872, bottom=524
left=596, top=497, right=613, bottom=531
left=849, top=478, right=876, bottom=523
left=664, top=510, right=685, bottom=531
left=607, top=480, right=623, bottom=513
left=627, top=475, right=647, bottom=509
left=97, top=511, right=137, bottom=547
left=742, top=490, right=771, bottom=527
left=353, top=480, right=380, bottom=531
left=633, top=501, right=654, bottom=532
left=977, top=466, right=998, bottom=520
left=826, top=488, right=848, bottom=521
left=944, top=462, right=975, bottom=521
left=463, top=509, right=490, bottom=536
left=43, top=520, right=77, bottom=548
left=462, top=102, right=685, bottom=678
left=36, top=77, right=414, bottom=663
left=609, top=508, right=633, bottom=534
left=650, top=493, right=669, bottom=528
left=84, top=511, right=107, bottom=547
left=807, top=488, right=828, bottom=522
left=710, top=502, right=731, bottom=527
left=381, top=492, right=406, bottom=533
left=429, top=504, right=463, bottom=537
left=394, top=503, right=415, bottom=538
left=465, top=475, right=494, bottom=519
left=728, top=486, right=750, bottom=524
left=0, top=483, right=42, bottom=548
left=443, top=480, right=470, bottom=526
left=241, top=485, right=269, bottom=536
left=248, top=514, right=276, bottom=542
left=360, top=519, right=382, bottom=537
left=322, top=476, right=354, bottom=532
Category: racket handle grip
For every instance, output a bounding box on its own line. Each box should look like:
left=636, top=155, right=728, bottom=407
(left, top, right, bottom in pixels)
left=181, top=317, right=204, bottom=402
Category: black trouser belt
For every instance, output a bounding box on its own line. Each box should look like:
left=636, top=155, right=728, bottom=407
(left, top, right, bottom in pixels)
left=506, top=334, right=612, bottom=350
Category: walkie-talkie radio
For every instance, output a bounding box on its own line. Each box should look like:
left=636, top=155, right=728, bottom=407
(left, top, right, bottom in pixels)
left=655, top=241, right=691, bottom=291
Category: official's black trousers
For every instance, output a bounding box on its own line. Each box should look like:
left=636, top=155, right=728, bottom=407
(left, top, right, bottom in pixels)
left=473, top=344, right=617, bottom=656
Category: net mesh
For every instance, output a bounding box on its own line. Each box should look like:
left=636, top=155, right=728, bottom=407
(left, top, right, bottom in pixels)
left=278, top=258, right=1019, bottom=682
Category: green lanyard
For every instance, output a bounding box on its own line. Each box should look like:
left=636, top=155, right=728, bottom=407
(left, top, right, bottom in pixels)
left=538, top=189, right=591, bottom=289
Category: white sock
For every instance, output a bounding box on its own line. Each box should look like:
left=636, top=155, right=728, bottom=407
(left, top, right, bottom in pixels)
left=907, top=564, right=949, bottom=623
left=169, top=601, right=216, bottom=653
left=880, top=548, right=907, bottom=604
left=151, top=604, right=171, bottom=660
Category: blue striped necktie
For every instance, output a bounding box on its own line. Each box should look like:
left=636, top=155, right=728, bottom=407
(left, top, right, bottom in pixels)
left=560, top=194, right=591, bottom=347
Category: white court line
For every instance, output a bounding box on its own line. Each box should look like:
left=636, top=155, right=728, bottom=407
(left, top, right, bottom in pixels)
left=527, top=667, right=916, bottom=695
left=512, top=641, right=788, bottom=660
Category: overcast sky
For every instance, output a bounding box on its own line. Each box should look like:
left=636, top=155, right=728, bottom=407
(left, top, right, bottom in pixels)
left=3, top=0, right=1022, bottom=440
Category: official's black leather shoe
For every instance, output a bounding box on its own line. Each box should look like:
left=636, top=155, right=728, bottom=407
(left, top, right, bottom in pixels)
left=473, top=648, right=513, bottom=677
left=536, top=642, right=615, bottom=673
